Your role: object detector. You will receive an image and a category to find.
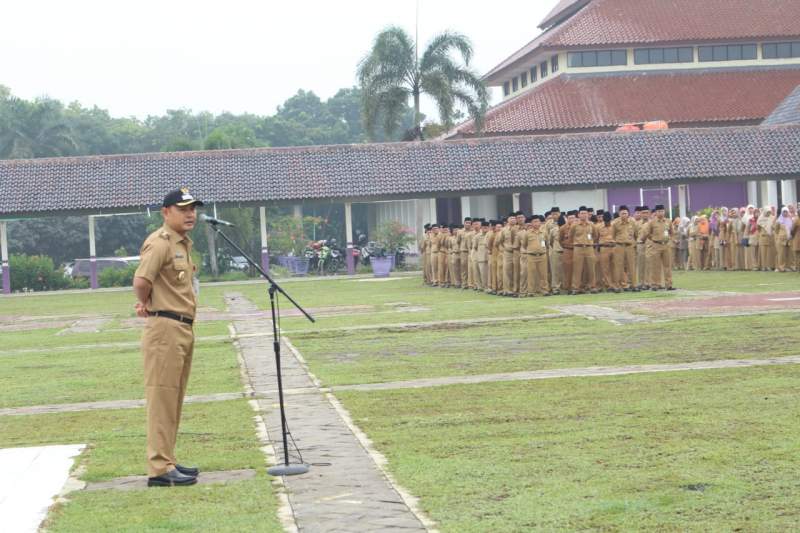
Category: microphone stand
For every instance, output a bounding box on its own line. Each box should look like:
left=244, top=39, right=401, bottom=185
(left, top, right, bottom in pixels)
left=207, top=220, right=314, bottom=476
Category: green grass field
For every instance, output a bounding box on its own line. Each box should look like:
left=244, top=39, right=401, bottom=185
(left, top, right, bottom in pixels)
left=0, top=270, right=797, bottom=531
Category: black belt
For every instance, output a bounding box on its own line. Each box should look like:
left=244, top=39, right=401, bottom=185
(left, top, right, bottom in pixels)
left=651, top=241, right=667, bottom=244
left=148, top=311, right=194, bottom=325
left=599, top=244, right=616, bottom=247
left=574, top=244, right=592, bottom=247
left=616, top=243, right=633, bottom=246
left=526, top=252, right=546, bottom=256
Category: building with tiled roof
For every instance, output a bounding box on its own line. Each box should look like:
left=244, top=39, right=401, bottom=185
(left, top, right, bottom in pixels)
left=443, top=0, right=800, bottom=216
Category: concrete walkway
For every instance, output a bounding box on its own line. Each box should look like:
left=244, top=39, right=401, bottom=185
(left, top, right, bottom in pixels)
left=227, top=293, right=431, bottom=533
left=333, top=355, right=800, bottom=393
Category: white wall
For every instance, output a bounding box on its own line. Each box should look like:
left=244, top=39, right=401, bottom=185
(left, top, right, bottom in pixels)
left=372, top=199, right=434, bottom=254
left=532, top=190, right=604, bottom=214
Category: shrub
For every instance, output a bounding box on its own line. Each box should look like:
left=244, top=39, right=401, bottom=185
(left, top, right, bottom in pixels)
left=9, top=254, right=70, bottom=292
left=98, top=264, right=138, bottom=288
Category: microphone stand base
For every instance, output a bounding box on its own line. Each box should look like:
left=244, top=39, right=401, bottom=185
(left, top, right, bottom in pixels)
left=267, top=464, right=310, bottom=476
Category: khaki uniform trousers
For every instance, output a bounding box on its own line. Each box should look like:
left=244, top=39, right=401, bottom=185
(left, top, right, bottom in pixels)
left=476, top=261, right=487, bottom=290
left=495, top=254, right=504, bottom=292
left=561, top=250, right=574, bottom=292
left=598, top=245, right=616, bottom=290
left=636, top=243, right=647, bottom=286
left=613, top=244, right=636, bottom=289
left=512, top=251, right=521, bottom=294
left=646, top=243, right=672, bottom=288
left=488, top=254, right=496, bottom=292
left=438, top=252, right=448, bottom=284
left=572, top=246, right=596, bottom=291
left=519, top=254, right=528, bottom=295
left=449, top=254, right=460, bottom=287
left=431, top=253, right=439, bottom=284
left=502, top=251, right=515, bottom=294
left=422, top=253, right=429, bottom=284
left=758, top=240, right=774, bottom=271
left=525, top=254, right=549, bottom=295
left=461, top=251, right=469, bottom=287
left=775, top=243, right=789, bottom=271
left=143, top=316, right=194, bottom=477
left=549, top=251, right=561, bottom=292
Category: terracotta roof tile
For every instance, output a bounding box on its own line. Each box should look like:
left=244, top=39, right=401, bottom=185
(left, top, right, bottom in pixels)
left=462, top=68, right=800, bottom=134
left=486, top=0, right=800, bottom=82
left=1, top=125, right=799, bottom=216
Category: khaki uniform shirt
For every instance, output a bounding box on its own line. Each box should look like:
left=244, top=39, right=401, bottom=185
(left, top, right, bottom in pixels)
left=515, top=228, right=529, bottom=254
left=792, top=216, right=800, bottom=251
left=569, top=221, right=595, bottom=246
left=641, top=218, right=672, bottom=244
left=135, top=225, right=197, bottom=319
left=611, top=218, right=636, bottom=244
left=524, top=228, right=548, bottom=254
left=474, top=232, right=489, bottom=262
left=546, top=220, right=562, bottom=252
left=598, top=224, right=614, bottom=245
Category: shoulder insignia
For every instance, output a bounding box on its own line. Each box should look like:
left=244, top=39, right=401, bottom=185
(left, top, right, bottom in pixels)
left=159, top=231, right=170, bottom=240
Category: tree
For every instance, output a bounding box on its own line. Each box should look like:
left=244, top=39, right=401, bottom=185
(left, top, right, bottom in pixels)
left=0, top=97, right=78, bottom=158
left=357, top=26, right=488, bottom=141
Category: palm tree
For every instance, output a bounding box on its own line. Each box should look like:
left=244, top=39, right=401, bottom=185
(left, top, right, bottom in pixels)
left=358, top=26, right=488, bottom=141
left=0, top=97, right=77, bottom=159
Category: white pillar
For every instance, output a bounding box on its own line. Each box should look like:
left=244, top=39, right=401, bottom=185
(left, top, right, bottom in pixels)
left=460, top=196, right=471, bottom=218
left=781, top=179, right=797, bottom=206
left=429, top=198, right=437, bottom=222
left=88, top=215, right=98, bottom=289
left=639, top=188, right=644, bottom=207
left=667, top=187, right=673, bottom=220
left=259, top=206, right=269, bottom=272
left=594, top=189, right=608, bottom=211
left=512, top=193, right=520, bottom=212
left=747, top=181, right=759, bottom=206
left=293, top=204, right=303, bottom=219
left=345, top=202, right=355, bottom=274
left=765, top=180, right=779, bottom=207
left=678, top=184, right=688, bottom=218
left=1, top=221, right=9, bottom=294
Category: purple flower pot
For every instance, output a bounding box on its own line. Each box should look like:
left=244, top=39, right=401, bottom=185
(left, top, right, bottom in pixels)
left=371, top=257, right=392, bottom=278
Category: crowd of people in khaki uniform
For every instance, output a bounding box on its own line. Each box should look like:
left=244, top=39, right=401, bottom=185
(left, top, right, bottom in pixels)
left=419, top=203, right=800, bottom=297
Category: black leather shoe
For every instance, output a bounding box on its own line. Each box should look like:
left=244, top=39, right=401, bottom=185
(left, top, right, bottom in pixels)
left=176, top=464, right=199, bottom=477
left=148, top=468, right=197, bottom=487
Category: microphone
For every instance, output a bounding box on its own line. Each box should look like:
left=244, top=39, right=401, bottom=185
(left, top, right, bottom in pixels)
left=200, top=214, right=236, bottom=227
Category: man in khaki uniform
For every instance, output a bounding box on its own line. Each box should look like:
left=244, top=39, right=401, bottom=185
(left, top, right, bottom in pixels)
left=448, top=225, right=461, bottom=287
left=559, top=211, right=576, bottom=293
left=641, top=204, right=675, bottom=290
left=597, top=211, right=617, bottom=292
left=429, top=224, right=441, bottom=285
left=438, top=225, right=451, bottom=286
left=134, top=188, right=202, bottom=487
left=546, top=210, right=563, bottom=294
left=635, top=206, right=651, bottom=289
left=470, top=219, right=482, bottom=289
left=458, top=218, right=471, bottom=288
left=516, top=216, right=530, bottom=295
left=611, top=206, right=637, bottom=291
left=497, top=214, right=518, bottom=296
left=515, top=212, right=527, bottom=294
left=420, top=224, right=431, bottom=285
left=523, top=215, right=550, bottom=296
left=569, top=206, right=598, bottom=294
left=473, top=220, right=490, bottom=290
left=491, top=220, right=504, bottom=294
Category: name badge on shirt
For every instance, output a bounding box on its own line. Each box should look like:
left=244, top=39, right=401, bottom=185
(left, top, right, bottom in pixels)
left=588, top=234, right=592, bottom=241
left=541, top=240, right=546, bottom=248
left=664, top=230, right=669, bottom=238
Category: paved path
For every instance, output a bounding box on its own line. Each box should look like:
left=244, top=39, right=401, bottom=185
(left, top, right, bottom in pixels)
left=227, top=293, right=431, bottom=533
left=335, top=355, right=800, bottom=392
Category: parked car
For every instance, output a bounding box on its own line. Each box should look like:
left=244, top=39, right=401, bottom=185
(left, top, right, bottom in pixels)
left=64, top=256, right=139, bottom=278
left=229, top=256, right=249, bottom=271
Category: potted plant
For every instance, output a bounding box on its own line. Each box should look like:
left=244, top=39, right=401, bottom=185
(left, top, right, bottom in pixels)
left=370, top=221, right=415, bottom=277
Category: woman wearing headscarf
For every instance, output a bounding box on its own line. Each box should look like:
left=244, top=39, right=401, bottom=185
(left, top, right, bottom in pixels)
left=697, top=214, right=711, bottom=270
left=757, top=207, right=775, bottom=271
left=745, top=207, right=760, bottom=270
left=710, top=210, right=721, bottom=270
left=774, top=207, right=793, bottom=272
left=678, top=216, right=691, bottom=271
left=726, top=207, right=742, bottom=270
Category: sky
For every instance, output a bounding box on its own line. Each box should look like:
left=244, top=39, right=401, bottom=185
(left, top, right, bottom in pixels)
left=0, top=0, right=557, bottom=121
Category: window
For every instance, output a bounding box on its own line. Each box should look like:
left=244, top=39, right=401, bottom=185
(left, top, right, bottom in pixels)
left=567, top=49, right=627, bottom=67
left=530, top=66, right=537, bottom=83
left=512, top=76, right=519, bottom=92
left=634, top=47, right=694, bottom=64
left=520, top=71, right=528, bottom=88
left=699, top=43, right=757, bottom=62
left=763, top=42, right=800, bottom=59
left=503, top=81, right=510, bottom=97
left=551, top=54, right=559, bottom=72
left=540, top=61, right=548, bottom=78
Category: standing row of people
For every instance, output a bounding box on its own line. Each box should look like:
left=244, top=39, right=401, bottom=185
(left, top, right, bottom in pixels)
left=673, top=205, right=800, bottom=272
left=419, top=204, right=679, bottom=297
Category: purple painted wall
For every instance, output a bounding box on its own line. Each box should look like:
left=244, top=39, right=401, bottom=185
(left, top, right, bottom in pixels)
left=607, top=181, right=748, bottom=214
